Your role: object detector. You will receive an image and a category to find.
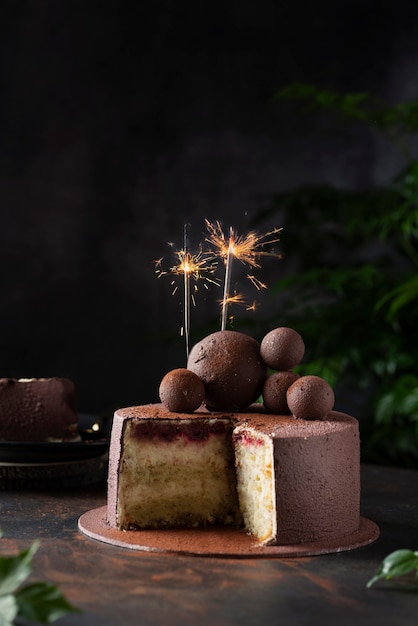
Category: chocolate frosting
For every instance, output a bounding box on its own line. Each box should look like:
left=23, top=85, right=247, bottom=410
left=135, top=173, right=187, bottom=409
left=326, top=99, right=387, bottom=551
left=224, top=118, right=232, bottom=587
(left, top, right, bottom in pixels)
left=0, top=377, right=78, bottom=441
left=262, top=370, right=300, bottom=414
left=159, top=368, right=205, bottom=413
left=286, top=375, right=335, bottom=420
left=187, top=330, right=267, bottom=410
left=260, top=327, right=305, bottom=370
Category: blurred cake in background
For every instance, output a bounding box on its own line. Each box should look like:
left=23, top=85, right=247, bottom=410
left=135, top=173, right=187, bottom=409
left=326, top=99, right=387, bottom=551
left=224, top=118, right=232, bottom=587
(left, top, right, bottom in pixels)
left=0, top=377, right=79, bottom=442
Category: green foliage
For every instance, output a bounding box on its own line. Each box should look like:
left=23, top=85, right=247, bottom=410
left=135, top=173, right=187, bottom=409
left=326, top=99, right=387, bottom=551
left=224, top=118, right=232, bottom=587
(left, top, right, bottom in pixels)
left=15, top=583, right=77, bottom=624
left=367, top=549, right=418, bottom=588
left=254, top=84, right=418, bottom=467
left=0, top=530, right=79, bottom=625
left=273, top=83, right=418, bottom=158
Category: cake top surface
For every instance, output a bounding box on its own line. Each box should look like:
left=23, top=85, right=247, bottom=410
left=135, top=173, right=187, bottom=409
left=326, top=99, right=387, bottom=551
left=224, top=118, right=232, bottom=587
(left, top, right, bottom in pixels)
left=0, top=377, right=74, bottom=385
left=113, top=404, right=357, bottom=438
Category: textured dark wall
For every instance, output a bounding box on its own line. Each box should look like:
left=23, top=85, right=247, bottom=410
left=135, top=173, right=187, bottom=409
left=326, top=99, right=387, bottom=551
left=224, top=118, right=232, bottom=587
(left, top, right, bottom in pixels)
left=1, top=1, right=417, bottom=416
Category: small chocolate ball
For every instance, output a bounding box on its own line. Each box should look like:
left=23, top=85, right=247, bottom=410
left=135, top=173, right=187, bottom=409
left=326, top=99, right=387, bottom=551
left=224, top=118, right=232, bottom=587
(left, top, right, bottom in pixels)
left=262, top=371, right=300, bottom=414
left=159, top=368, right=205, bottom=413
left=260, top=327, right=305, bottom=371
left=187, top=330, right=266, bottom=410
left=286, top=375, right=335, bottom=420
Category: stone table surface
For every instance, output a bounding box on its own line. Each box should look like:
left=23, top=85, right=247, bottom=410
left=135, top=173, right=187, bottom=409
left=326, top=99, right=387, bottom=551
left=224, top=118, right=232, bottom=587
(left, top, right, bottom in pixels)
left=0, top=463, right=417, bottom=625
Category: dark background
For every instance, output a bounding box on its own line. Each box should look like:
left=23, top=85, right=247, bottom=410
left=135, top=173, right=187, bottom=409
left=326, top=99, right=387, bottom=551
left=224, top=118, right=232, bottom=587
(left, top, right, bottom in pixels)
left=1, top=1, right=417, bottom=418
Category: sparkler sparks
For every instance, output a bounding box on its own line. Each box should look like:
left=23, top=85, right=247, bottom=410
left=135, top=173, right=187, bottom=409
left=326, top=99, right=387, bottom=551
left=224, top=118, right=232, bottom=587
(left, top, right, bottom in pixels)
left=205, top=220, right=282, bottom=268
left=204, top=219, right=282, bottom=330
left=155, top=225, right=218, bottom=357
left=156, top=219, right=282, bottom=349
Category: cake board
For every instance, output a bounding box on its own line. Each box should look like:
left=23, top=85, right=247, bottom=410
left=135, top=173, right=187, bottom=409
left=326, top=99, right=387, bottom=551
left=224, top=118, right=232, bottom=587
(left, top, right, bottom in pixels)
left=78, top=506, right=379, bottom=558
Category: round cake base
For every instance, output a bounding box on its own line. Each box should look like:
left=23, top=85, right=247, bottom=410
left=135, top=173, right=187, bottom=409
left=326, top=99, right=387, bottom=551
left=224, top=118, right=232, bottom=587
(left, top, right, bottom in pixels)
left=78, top=506, right=379, bottom=558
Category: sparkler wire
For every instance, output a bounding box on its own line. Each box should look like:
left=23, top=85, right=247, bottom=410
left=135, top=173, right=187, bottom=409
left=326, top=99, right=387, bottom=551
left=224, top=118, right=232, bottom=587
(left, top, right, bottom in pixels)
left=221, top=228, right=234, bottom=331
left=183, top=223, right=191, bottom=358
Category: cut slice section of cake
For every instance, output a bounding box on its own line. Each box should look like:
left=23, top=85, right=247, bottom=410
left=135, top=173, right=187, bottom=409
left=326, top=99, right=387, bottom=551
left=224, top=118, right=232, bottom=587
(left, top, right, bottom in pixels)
left=233, top=426, right=276, bottom=545
left=232, top=411, right=360, bottom=545
left=107, top=405, right=242, bottom=530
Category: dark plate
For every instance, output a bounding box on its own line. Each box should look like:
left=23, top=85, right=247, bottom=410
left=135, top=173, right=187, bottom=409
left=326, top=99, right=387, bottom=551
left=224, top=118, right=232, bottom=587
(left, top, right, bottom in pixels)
left=0, top=439, right=109, bottom=464
left=0, top=413, right=110, bottom=464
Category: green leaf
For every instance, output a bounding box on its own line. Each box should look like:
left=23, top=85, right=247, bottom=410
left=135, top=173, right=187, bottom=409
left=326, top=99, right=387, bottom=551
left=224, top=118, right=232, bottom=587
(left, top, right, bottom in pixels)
left=0, top=541, right=38, bottom=597
left=0, top=594, right=18, bottom=626
left=367, top=549, right=418, bottom=588
left=0, top=532, right=80, bottom=623
left=376, top=274, right=418, bottom=320
left=16, top=582, right=80, bottom=624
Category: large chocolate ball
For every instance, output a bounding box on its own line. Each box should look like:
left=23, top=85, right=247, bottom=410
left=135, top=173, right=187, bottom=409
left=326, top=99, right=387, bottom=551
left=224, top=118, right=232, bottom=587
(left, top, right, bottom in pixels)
left=262, top=370, right=300, bottom=414
left=187, top=330, right=266, bottom=410
left=260, top=327, right=305, bottom=371
left=286, top=375, right=335, bottom=420
left=159, top=368, right=205, bottom=413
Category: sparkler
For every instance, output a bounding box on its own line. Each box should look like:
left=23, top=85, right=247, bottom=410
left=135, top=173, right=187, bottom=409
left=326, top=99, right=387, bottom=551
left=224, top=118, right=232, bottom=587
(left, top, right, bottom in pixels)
left=183, top=223, right=192, bottom=357
left=205, top=219, right=282, bottom=330
left=155, top=224, right=218, bottom=358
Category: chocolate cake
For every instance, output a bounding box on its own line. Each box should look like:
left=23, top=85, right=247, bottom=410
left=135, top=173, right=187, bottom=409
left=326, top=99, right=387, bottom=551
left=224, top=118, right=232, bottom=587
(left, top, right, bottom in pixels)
left=107, top=403, right=360, bottom=546
left=102, top=327, right=376, bottom=551
left=0, top=377, right=79, bottom=442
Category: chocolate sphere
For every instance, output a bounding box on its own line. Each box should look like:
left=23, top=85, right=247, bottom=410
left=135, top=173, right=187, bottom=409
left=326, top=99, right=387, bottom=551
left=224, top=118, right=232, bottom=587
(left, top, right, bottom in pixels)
left=187, top=330, right=266, bottom=410
left=286, top=375, right=335, bottom=420
left=159, top=368, right=205, bottom=413
left=260, top=327, right=305, bottom=371
left=262, top=371, right=300, bottom=414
